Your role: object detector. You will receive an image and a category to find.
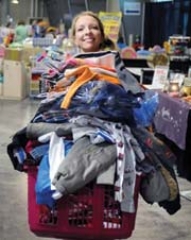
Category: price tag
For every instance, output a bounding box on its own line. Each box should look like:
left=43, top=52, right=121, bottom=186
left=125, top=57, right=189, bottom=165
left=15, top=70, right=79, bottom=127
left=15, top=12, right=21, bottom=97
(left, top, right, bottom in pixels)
left=152, top=65, right=169, bottom=89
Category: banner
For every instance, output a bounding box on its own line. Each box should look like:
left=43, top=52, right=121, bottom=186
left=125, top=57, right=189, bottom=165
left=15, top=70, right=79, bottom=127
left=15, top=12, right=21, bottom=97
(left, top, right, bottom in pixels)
left=98, top=11, right=122, bottom=43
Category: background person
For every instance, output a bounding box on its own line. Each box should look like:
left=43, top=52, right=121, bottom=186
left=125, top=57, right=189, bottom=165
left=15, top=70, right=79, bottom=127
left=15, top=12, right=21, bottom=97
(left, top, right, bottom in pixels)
left=14, top=20, right=28, bottom=43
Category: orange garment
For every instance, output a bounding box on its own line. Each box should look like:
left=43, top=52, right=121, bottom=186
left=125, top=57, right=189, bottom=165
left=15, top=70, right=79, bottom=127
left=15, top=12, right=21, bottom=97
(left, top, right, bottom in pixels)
left=61, top=65, right=121, bottom=109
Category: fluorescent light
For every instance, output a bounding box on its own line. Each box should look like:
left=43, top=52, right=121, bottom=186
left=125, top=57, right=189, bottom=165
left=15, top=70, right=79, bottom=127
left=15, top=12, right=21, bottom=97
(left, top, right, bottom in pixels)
left=11, top=0, right=19, bottom=4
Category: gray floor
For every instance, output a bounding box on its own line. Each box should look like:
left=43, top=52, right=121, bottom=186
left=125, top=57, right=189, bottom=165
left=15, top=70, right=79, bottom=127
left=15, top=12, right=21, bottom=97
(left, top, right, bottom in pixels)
left=0, top=98, right=191, bottom=240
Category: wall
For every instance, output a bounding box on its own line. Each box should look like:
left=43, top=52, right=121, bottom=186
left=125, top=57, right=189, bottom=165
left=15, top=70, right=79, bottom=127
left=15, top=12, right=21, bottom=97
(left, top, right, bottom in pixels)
left=0, top=0, right=47, bottom=26
left=0, top=0, right=148, bottom=46
left=44, top=0, right=106, bottom=27
left=119, top=0, right=147, bottom=45
left=106, top=0, right=120, bottom=12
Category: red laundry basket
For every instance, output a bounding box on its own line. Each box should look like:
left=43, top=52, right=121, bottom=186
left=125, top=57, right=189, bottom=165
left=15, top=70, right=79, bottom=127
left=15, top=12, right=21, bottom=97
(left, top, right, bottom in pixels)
left=27, top=167, right=140, bottom=240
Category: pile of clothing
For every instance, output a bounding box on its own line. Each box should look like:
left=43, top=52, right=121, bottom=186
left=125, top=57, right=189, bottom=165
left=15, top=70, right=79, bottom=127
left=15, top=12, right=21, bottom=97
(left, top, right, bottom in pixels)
left=7, top=50, right=181, bottom=217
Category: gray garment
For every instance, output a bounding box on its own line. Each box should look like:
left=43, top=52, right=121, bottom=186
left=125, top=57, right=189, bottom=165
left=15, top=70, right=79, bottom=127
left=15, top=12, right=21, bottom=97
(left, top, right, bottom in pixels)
left=114, top=51, right=143, bottom=94
left=72, top=125, right=100, bottom=142
left=26, top=122, right=73, bottom=139
left=52, top=136, right=116, bottom=194
left=96, top=162, right=116, bottom=185
left=72, top=123, right=116, bottom=185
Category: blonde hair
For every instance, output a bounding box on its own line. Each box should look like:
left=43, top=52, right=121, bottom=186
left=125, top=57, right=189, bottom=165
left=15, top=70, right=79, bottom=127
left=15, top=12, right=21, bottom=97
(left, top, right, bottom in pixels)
left=71, top=11, right=117, bottom=51
left=71, top=11, right=105, bottom=39
left=102, top=36, right=118, bottom=50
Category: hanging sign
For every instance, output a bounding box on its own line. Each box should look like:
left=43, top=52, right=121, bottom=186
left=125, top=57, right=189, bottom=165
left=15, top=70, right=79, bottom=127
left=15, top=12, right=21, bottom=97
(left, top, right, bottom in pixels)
left=124, top=2, right=141, bottom=16
left=98, top=11, right=122, bottom=43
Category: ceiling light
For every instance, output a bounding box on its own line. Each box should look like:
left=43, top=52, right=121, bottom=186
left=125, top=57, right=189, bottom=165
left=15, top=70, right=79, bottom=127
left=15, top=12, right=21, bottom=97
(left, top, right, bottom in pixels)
left=11, top=0, right=19, bottom=4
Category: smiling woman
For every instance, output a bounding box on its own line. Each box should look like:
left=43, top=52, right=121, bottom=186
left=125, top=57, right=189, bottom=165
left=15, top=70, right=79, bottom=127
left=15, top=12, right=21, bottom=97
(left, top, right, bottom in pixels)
left=71, top=11, right=117, bottom=53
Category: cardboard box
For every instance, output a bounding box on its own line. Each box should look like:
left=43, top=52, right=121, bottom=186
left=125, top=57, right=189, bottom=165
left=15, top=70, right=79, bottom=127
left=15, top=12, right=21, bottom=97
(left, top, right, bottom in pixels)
left=22, top=47, right=44, bottom=65
left=4, top=47, right=44, bottom=66
left=3, top=60, right=28, bottom=100
left=4, top=48, right=23, bottom=61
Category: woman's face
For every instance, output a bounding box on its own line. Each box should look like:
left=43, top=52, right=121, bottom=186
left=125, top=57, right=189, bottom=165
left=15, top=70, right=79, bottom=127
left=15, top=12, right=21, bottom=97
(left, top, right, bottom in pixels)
left=74, top=15, right=103, bottom=52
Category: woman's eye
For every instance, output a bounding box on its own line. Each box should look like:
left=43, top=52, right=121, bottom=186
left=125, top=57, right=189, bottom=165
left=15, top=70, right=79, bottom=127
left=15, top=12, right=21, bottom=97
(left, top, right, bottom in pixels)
left=91, top=26, right=99, bottom=30
left=76, top=25, right=99, bottom=32
left=77, top=28, right=83, bottom=32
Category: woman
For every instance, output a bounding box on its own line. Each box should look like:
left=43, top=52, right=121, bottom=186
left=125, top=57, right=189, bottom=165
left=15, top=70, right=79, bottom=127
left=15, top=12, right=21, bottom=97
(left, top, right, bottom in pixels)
left=67, top=11, right=180, bottom=214
left=7, top=13, right=180, bottom=236
left=71, top=11, right=117, bottom=52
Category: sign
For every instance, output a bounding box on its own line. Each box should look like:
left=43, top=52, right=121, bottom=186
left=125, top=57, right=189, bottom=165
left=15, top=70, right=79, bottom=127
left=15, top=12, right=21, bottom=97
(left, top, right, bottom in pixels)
left=124, top=2, right=141, bottom=16
left=152, top=66, right=169, bottom=89
left=98, top=11, right=122, bottom=43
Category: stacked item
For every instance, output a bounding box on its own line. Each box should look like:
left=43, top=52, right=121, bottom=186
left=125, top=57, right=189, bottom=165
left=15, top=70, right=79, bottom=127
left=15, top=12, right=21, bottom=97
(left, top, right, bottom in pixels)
left=7, top=50, right=181, bottom=240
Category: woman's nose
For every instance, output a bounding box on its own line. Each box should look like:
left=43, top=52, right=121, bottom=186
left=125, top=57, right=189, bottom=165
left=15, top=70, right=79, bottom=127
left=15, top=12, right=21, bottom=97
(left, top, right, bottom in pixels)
left=84, top=27, right=91, bottom=34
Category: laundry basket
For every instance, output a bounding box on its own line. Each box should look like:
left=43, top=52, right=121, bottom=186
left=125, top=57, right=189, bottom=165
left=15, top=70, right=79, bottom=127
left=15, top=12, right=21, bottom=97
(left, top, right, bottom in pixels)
left=27, top=167, right=140, bottom=240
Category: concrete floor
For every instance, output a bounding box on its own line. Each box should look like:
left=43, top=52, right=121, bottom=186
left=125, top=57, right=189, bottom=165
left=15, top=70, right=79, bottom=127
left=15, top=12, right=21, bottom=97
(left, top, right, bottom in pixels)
left=0, top=98, right=191, bottom=240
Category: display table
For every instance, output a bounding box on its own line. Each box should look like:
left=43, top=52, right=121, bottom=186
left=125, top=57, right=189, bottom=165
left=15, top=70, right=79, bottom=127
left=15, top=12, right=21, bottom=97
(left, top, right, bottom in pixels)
left=153, top=91, right=191, bottom=180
